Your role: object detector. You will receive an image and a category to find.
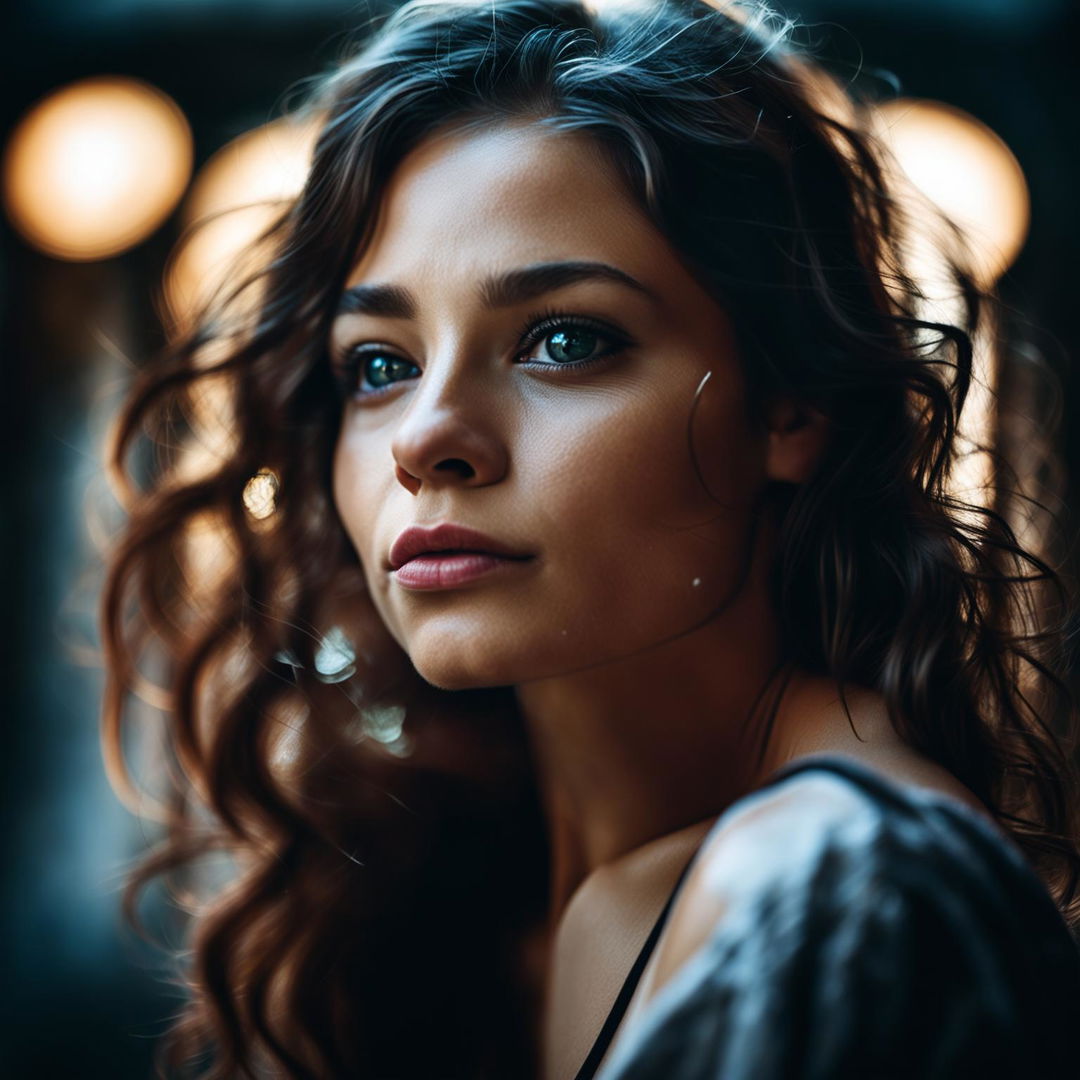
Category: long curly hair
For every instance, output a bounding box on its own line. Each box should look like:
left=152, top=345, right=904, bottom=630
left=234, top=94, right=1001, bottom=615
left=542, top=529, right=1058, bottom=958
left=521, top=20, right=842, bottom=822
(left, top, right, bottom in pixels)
left=99, top=0, right=1080, bottom=1076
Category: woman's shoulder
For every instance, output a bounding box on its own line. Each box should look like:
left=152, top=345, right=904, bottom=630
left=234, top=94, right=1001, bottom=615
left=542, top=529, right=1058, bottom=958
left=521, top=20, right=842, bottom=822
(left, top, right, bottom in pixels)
left=642, top=750, right=1023, bottom=992
left=596, top=752, right=1080, bottom=1080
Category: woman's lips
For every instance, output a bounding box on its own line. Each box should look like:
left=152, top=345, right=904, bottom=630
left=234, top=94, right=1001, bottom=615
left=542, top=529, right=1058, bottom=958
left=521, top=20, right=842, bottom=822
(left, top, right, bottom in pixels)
left=391, top=551, right=535, bottom=590
left=389, top=522, right=534, bottom=570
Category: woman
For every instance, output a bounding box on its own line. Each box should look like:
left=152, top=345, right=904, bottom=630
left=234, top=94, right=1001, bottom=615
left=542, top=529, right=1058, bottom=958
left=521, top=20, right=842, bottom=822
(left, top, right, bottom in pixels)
left=100, top=0, right=1080, bottom=1077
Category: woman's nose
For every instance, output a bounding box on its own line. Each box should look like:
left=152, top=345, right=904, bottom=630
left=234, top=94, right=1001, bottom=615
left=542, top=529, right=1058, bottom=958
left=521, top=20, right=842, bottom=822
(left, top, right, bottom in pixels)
left=389, top=358, right=509, bottom=494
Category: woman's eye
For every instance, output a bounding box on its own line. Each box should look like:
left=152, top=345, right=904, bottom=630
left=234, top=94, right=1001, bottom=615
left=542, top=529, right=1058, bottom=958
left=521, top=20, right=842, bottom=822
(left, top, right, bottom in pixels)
left=517, top=316, right=627, bottom=368
left=358, top=352, right=420, bottom=393
left=522, top=324, right=608, bottom=365
left=333, top=349, right=420, bottom=398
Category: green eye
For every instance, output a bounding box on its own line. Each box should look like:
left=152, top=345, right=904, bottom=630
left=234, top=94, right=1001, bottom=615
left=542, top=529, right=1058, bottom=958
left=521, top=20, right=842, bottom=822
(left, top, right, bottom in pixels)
left=544, top=327, right=600, bottom=364
left=517, top=313, right=627, bottom=369
left=363, top=353, right=420, bottom=391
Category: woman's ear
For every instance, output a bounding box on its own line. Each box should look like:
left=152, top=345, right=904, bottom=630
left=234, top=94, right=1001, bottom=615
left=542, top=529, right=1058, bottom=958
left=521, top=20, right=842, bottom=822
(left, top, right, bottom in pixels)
left=763, top=396, right=831, bottom=485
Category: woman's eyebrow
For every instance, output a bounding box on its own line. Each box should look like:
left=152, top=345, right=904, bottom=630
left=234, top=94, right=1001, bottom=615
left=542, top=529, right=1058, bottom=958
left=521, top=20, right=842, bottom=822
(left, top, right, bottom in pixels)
left=335, top=260, right=659, bottom=318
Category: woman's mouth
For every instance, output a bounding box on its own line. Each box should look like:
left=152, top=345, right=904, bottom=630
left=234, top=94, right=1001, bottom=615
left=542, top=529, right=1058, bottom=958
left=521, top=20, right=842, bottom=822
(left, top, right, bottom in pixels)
left=387, top=522, right=536, bottom=589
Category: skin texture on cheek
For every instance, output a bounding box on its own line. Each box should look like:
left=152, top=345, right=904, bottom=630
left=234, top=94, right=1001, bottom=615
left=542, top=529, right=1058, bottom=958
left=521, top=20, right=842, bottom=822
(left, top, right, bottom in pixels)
left=518, top=364, right=762, bottom=648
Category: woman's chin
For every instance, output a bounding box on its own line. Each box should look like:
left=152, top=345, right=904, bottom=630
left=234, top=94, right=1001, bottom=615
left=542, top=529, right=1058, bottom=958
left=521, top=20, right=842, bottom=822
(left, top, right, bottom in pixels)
left=410, top=646, right=561, bottom=692
left=411, top=653, right=520, bottom=692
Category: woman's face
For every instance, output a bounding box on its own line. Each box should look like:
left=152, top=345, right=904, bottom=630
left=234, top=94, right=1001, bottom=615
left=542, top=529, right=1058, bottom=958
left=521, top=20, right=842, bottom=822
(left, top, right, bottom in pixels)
left=330, top=120, right=771, bottom=691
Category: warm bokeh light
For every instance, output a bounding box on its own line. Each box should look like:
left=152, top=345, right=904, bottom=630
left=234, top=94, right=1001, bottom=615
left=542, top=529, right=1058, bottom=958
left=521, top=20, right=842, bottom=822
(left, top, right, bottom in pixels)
left=165, top=115, right=320, bottom=325
left=872, top=98, right=1029, bottom=515
left=873, top=97, right=1030, bottom=287
left=2, top=76, right=192, bottom=261
left=242, top=468, right=279, bottom=521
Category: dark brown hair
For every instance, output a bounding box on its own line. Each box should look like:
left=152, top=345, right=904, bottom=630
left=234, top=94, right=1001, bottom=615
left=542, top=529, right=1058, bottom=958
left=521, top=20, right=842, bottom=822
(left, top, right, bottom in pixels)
left=100, top=1, right=1080, bottom=1076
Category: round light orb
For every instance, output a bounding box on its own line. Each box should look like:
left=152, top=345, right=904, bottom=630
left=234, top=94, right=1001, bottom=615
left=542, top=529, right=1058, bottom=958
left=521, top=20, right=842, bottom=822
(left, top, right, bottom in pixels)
left=2, top=76, right=193, bottom=261
left=242, top=468, right=279, bottom=521
left=165, top=116, right=319, bottom=326
left=873, top=98, right=1030, bottom=286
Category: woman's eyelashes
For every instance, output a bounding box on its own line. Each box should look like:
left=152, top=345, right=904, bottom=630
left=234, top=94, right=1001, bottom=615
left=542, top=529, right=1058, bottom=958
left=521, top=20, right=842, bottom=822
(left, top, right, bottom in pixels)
left=330, top=309, right=632, bottom=402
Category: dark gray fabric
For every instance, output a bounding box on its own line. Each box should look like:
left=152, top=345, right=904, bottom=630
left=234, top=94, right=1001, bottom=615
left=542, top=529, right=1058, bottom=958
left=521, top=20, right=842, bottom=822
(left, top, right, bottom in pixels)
left=596, top=756, right=1080, bottom=1080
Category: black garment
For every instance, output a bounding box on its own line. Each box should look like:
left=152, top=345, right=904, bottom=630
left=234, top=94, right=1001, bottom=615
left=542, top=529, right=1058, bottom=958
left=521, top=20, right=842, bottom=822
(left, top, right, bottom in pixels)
left=575, top=755, right=1080, bottom=1080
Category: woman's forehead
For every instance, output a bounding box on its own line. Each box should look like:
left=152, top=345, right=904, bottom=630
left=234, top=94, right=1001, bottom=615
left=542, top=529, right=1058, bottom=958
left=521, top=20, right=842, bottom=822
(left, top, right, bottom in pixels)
left=342, top=121, right=660, bottom=287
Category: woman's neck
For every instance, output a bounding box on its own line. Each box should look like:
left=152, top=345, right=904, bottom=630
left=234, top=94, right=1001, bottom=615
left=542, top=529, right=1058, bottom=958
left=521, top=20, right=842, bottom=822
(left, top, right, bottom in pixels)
left=516, top=615, right=792, bottom=922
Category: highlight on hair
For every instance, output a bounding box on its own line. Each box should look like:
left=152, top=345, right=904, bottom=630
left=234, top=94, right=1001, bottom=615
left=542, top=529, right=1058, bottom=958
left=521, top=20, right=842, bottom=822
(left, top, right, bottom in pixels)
left=98, top=0, right=1080, bottom=1076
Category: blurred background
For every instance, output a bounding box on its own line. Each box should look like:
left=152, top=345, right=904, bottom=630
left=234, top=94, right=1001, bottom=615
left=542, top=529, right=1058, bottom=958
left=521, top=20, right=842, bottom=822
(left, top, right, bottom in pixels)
left=2, top=0, right=1077, bottom=1076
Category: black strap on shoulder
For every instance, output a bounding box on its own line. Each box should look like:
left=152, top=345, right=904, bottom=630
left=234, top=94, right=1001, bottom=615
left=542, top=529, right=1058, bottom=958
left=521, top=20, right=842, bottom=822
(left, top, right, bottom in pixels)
left=572, top=850, right=703, bottom=1080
